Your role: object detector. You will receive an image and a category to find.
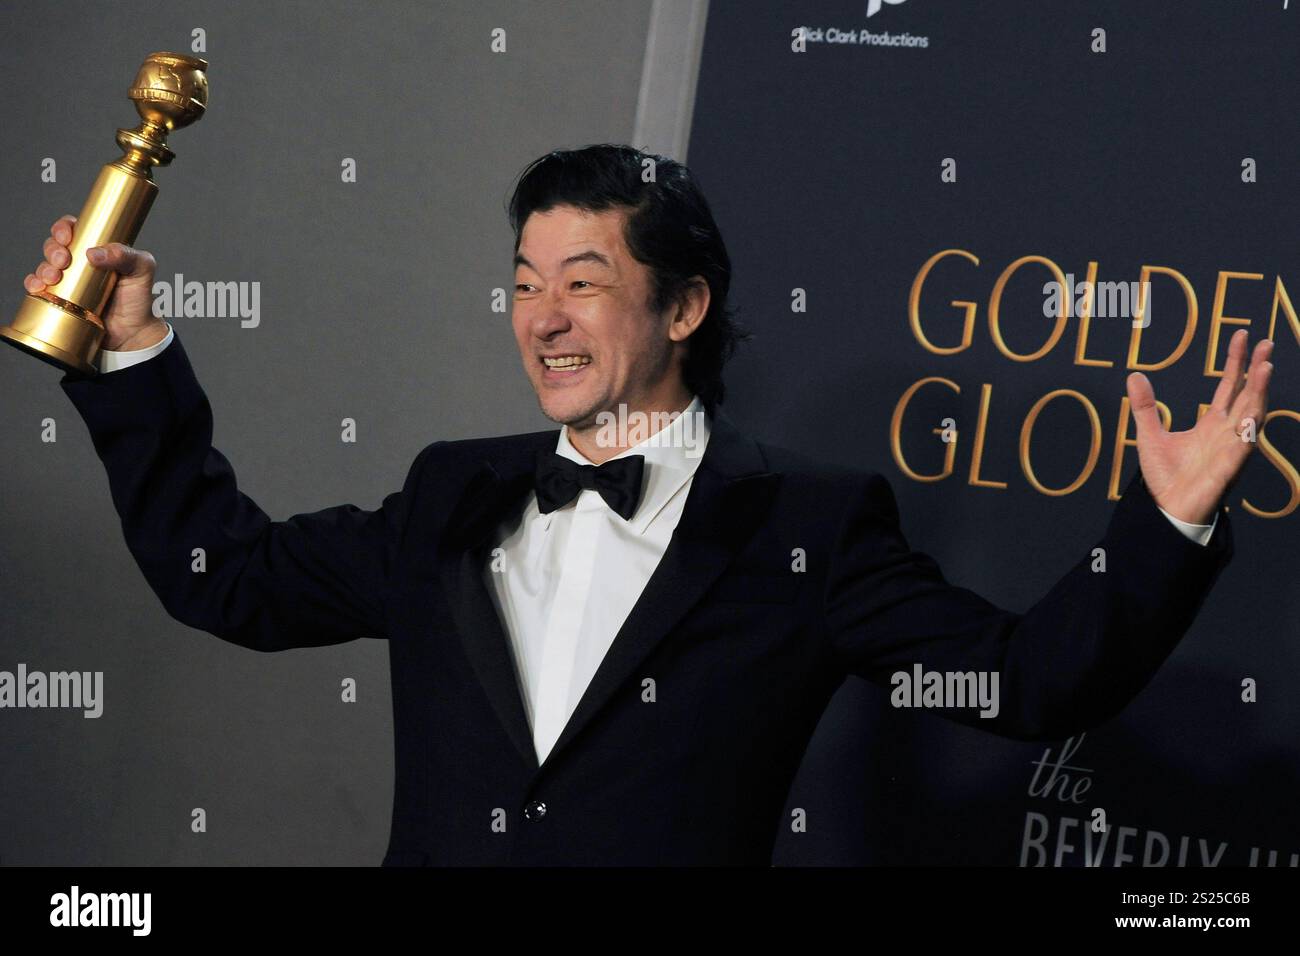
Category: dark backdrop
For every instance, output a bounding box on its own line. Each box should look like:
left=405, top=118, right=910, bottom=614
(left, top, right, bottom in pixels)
left=690, top=0, right=1299, bottom=865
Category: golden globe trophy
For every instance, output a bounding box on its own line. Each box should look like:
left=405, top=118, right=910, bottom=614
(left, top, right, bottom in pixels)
left=0, top=51, right=208, bottom=375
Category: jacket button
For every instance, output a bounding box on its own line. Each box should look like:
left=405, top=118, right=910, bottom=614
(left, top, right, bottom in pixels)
left=523, top=800, right=547, bottom=821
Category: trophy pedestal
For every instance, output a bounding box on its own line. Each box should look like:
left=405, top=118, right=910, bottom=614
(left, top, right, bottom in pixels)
left=1, top=294, right=105, bottom=376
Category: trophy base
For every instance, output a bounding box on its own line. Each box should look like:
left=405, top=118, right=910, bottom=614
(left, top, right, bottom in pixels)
left=0, top=293, right=104, bottom=376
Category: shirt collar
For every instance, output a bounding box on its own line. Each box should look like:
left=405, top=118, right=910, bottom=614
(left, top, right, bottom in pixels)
left=553, top=395, right=711, bottom=534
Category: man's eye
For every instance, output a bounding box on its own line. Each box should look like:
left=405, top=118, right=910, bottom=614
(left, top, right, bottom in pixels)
left=515, top=283, right=536, bottom=293
left=571, top=280, right=591, bottom=290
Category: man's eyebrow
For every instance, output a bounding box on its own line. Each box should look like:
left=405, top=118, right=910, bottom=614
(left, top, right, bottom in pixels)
left=562, top=250, right=613, bottom=269
left=513, top=250, right=614, bottom=270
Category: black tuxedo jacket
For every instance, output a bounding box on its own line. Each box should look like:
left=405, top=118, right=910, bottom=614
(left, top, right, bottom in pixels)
left=60, top=333, right=1234, bottom=865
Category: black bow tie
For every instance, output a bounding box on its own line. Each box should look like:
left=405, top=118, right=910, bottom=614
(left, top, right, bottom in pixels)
left=533, top=450, right=646, bottom=521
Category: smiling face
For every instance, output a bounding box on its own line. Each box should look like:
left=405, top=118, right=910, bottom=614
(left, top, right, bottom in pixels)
left=512, top=204, right=693, bottom=443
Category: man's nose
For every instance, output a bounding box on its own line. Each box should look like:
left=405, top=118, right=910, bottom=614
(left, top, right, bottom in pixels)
left=531, top=293, right=572, bottom=338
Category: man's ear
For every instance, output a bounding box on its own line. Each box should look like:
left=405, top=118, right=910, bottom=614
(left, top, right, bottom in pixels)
left=667, top=276, right=710, bottom=343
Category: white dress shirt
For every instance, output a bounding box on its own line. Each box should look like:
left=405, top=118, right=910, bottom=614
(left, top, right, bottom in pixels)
left=484, top=396, right=709, bottom=763
left=97, top=322, right=175, bottom=372
left=100, top=327, right=1219, bottom=763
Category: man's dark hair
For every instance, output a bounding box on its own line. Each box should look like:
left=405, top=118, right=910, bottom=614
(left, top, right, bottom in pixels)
left=507, top=143, right=747, bottom=411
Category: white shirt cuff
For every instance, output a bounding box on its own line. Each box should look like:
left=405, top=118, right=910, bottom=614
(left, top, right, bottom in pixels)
left=1156, top=503, right=1218, bottom=547
left=95, top=322, right=174, bottom=373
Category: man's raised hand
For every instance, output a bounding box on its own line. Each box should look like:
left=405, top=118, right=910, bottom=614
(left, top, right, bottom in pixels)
left=1127, top=328, right=1275, bottom=525
left=23, top=213, right=167, bottom=352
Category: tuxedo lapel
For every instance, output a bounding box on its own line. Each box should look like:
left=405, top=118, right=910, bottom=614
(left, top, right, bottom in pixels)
left=541, top=410, right=779, bottom=769
left=434, top=411, right=780, bottom=776
left=437, top=431, right=554, bottom=772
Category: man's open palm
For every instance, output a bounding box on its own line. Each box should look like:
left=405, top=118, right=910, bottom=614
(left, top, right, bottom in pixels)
left=1127, top=328, right=1275, bottom=525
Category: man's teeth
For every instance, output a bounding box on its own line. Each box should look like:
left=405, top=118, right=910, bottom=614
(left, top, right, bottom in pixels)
left=543, top=356, right=592, bottom=369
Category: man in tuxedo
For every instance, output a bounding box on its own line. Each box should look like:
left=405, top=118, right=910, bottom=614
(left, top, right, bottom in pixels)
left=27, top=144, right=1273, bottom=865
